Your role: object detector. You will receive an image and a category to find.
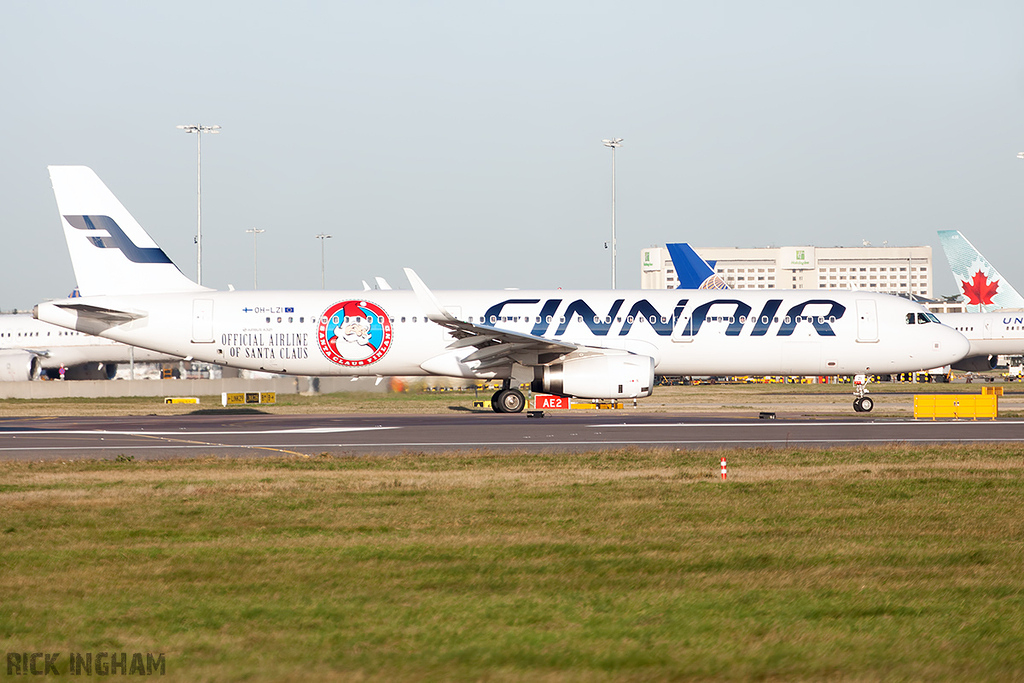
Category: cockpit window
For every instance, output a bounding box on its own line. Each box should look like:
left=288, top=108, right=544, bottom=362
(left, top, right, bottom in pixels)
left=906, top=311, right=940, bottom=325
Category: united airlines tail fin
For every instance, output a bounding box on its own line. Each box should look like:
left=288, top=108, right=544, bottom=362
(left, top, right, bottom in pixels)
left=47, top=166, right=209, bottom=297
left=937, top=230, right=1024, bottom=312
left=665, top=243, right=729, bottom=290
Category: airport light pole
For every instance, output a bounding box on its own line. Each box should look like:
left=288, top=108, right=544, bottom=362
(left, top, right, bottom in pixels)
left=176, top=124, right=221, bottom=285
left=246, top=228, right=265, bottom=289
left=316, top=233, right=332, bottom=289
left=602, top=138, right=623, bottom=289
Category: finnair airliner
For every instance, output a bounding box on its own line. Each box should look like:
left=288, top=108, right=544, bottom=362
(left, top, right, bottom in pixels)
left=33, top=167, right=969, bottom=413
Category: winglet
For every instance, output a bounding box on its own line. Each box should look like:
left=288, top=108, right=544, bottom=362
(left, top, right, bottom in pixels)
left=404, top=268, right=457, bottom=323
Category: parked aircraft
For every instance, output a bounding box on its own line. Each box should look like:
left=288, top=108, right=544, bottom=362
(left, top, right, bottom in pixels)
left=935, top=230, right=1024, bottom=370
left=33, top=167, right=969, bottom=412
left=667, top=241, right=1023, bottom=375
left=938, top=230, right=1024, bottom=313
left=0, top=312, right=177, bottom=381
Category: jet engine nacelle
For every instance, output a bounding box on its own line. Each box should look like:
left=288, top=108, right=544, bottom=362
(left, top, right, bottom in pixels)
left=532, top=351, right=655, bottom=399
left=0, top=350, right=41, bottom=381
left=952, top=355, right=997, bottom=373
left=63, top=362, right=118, bottom=381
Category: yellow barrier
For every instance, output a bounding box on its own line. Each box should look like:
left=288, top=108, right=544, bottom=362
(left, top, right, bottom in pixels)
left=221, top=392, right=277, bottom=407
left=164, top=397, right=199, bottom=404
left=982, top=386, right=1004, bottom=396
left=569, top=402, right=623, bottom=410
left=913, top=394, right=997, bottom=420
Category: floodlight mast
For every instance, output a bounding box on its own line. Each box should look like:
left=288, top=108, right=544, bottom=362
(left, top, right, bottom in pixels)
left=245, top=228, right=265, bottom=289
left=177, top=124, right=221, bottom=285
left=602, top=137, right=623, bottom=289
left=316, top=233, right=332, bottom=289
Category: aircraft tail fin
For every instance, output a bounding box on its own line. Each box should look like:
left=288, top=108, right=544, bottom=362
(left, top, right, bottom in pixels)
left=665, top=243, right=730, bottom=290
left=47, top=166, right=209, bottom=296
left=937, top=230, right=1024, bottom=311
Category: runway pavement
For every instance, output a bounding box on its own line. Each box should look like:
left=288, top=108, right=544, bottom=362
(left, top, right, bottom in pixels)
left=0, top=410, right=1022, bottom=459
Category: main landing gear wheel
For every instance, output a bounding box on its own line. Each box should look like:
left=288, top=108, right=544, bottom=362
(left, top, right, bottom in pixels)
left=491, top=388, right=526, bottom=413
left=853, top=396, right=874, bottom=413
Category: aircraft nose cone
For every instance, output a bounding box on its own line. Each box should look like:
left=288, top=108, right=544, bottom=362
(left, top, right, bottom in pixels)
left=942, top=326, right=971, bottom=366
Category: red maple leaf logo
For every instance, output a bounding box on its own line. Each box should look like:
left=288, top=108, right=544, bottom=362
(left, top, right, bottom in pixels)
left=960, top=270, right=999, bottom=306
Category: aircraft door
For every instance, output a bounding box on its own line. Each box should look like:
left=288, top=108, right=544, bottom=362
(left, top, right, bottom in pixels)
left=192, top=299, right=214, bottom=343
left=984, top=317, right=993, bottom=340
left=671, top=314, right=696, bottom=343
left=856, top=300, right=878, bottom=342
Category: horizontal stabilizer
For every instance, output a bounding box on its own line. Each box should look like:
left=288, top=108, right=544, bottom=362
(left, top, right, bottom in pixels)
left=55, top=302, right=146, bottom=325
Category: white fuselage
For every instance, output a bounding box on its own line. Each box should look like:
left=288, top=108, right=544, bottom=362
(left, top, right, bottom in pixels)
left=938, top=311, right=1024, bottom=358
left=35, top=288, right=969, bottom=380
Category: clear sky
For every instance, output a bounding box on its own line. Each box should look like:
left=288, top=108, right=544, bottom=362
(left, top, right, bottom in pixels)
left=3, top=1, right=1023, bottom=309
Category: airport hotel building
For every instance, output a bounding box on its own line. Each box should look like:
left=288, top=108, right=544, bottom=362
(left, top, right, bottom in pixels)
left=640, top=245, right=963, bottom=313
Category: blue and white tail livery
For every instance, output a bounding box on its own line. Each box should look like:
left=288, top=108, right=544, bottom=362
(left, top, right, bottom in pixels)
left=665, top=244, right=728, bottom=290
left=937, top=230, right=1024, bottom=313
left=48, top=166, right=209, bottom=297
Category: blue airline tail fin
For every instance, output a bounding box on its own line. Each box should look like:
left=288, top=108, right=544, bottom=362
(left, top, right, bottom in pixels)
left=665, top=243, right=730, bottom=290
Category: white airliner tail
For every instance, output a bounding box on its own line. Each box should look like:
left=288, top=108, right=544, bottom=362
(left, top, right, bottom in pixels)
left=47, top=166, right=209, bottom=297
left=938, top=230, right=1024, bottom=312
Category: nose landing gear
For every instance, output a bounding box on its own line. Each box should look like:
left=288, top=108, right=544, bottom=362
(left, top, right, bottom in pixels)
left=853, top=374, right=873, bottom=412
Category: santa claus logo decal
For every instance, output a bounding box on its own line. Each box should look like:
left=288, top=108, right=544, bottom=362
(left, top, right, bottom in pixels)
left=317, top=301, right=393, bottom=366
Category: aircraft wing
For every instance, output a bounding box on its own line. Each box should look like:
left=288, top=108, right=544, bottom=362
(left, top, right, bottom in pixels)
left=404, top=268, right=577, bottom=369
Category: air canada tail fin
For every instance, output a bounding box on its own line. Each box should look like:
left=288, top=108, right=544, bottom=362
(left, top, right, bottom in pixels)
left=665, top=243, right=729, bottom=290
left=47, top=166, right=209, bottom=297
left=937, top=230, right=1024, bottom=312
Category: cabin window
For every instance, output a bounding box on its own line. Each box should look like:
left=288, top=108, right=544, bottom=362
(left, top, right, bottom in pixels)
left=412, top=317, right=418, bottom=323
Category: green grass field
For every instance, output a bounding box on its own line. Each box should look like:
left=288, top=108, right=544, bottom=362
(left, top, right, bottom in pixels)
left=3, top=444, right=1024, bottom=681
